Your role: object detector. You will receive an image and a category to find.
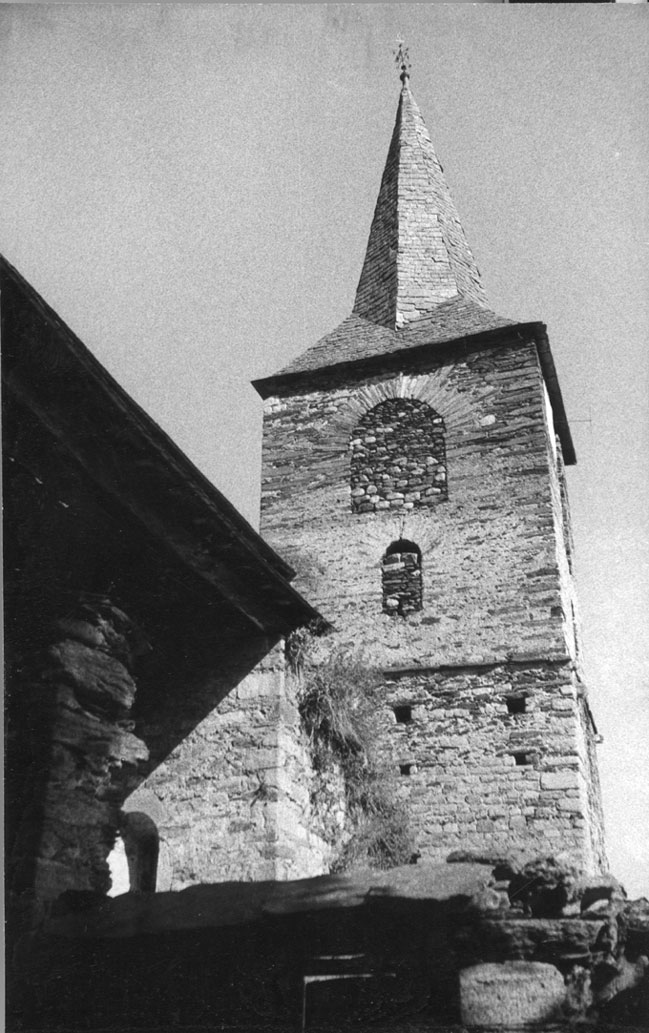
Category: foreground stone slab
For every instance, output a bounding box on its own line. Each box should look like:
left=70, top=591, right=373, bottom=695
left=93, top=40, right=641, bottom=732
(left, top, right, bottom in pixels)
left=460, top=961, right=566, bottom=1029
left=44, top=861, right=493, bottom=939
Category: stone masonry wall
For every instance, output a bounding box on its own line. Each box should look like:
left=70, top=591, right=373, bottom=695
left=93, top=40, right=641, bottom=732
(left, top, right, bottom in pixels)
left=376, top=661, right=605, bottom=871
left=8, top=598, right=148, bottom=926
left=124, top=642, right=333, bottom=890
left=259, top=337, right=606, bottom=872
left=575, top=694, right=608, bottom=872
left=261, top=340, right=570, bottom=668
left=543, top=388, right=579, bottom=665
left=541, top=396, right=605, bottom=866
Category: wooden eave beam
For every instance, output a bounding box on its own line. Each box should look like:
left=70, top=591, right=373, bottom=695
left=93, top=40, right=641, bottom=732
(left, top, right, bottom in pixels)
left=1, top=267, right=324, bottom=636
left=5, top=379, right=323, bottom=635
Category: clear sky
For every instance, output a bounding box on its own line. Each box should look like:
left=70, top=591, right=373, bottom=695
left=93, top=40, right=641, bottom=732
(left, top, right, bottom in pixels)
left=1, top=3, right=647, bottom=896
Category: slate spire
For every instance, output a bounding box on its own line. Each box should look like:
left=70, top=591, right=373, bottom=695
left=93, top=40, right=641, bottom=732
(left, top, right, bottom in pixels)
left=353, top=76, right=488, bottom=330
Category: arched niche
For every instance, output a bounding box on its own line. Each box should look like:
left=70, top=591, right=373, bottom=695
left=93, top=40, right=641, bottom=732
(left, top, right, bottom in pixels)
left=350, top=398, right=447, bottom=514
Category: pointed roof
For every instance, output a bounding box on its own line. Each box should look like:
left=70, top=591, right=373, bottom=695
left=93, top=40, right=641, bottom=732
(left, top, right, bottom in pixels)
left=253, top=77, right=576, bottom=464
left=260, top=75, right=501, bottom=386
left=353, top=76, right=487, bottom=329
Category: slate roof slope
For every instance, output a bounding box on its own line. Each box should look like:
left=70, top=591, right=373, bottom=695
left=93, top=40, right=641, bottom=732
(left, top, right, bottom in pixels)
left=353, top=78, right=487, bottom=329
left=252, top=78, right=576, bottom=465
left=266, top=296, right=516, bottom=380
left=257, top=77, right=510, bottom=389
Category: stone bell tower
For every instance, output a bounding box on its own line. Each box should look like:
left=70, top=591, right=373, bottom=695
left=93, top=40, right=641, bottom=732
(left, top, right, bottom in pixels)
left=253, top=67, right=606, bottom=874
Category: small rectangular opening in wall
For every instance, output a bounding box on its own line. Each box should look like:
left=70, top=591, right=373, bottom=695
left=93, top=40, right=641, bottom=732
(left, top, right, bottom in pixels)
left=394, top=705, right=412, bottom=724
left=514, top=752, right=531, bottom=766
left=506, top=696, right=527, bottom=715
left=399, top=763, right=414, bottom=776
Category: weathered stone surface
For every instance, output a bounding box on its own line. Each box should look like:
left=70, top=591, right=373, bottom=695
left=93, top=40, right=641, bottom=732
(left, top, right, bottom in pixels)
left=466, top=915, right=609, bottom=964
left=52, top=600, right=148, bottom=670
left=460, top=961, right=566, bottom=1028
left=540, top=769, right=579, bottom=791
left=595, top=953, right=649, bottom=1023
left=577, top=873, right=626, bottom=912
left=125, top=643, right=336, bottom=888
left=620, top=896, right=649, bottom=955
left=507, top=856, right=579, bottom=917
left=7, top=599, right=148, bottom=914
left=46, top=640, right=138, bottom=716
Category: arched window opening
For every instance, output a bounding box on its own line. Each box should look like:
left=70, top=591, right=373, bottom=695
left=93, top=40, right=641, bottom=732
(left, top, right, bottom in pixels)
left=350, top=398, right=447, bottom=514
left=382, top=540, right=422, bottom=617
left=121, top=812, right=159, bottom=893
left=107, top=835, right=130, bottom=897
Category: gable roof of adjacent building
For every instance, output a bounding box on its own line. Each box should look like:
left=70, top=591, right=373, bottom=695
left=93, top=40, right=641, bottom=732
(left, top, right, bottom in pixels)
left=1, top=254, right=326, bottom=633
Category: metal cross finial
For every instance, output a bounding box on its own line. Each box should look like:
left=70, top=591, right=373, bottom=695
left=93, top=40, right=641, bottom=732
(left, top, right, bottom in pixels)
left=394, top=38, right=411, bottom=84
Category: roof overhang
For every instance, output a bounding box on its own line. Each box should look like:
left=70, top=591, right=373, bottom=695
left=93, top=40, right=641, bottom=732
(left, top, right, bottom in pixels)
left=1, top=255, right=327, bottom=635
left=253, top=320, right=576, bottom=466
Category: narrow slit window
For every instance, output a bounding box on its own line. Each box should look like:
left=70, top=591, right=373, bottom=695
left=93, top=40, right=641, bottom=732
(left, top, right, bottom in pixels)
left=382, top=540, right=422, bottom=616
left=121, top=812, right=159, bottom=892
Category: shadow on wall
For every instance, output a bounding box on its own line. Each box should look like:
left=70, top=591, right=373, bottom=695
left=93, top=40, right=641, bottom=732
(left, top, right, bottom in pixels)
left=10, top=856, right=649, bottom=1031
left=3, top=392, right=284, bottom=814
left=131, top=627, right=279, bottom=776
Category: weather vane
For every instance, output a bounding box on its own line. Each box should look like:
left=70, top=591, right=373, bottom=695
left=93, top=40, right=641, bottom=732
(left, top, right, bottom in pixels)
left=394, top=38, right=411, bottom=84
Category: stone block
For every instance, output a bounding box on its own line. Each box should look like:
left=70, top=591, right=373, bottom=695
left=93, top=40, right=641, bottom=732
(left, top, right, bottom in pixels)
left=541, top=770, right=579, bottom=791
left=558, top=798, right=583, bottom=812
left=460, top=962, right=566, bottom=1029
left=46, top=640, right=137, bottom=715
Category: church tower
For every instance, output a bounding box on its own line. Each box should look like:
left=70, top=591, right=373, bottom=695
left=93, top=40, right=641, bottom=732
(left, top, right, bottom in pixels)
left=253, top=67, right=606, bottom=874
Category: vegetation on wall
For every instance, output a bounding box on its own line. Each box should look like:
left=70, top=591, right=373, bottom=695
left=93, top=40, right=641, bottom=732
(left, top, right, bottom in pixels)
left=287, top=630, right=415, bottom=873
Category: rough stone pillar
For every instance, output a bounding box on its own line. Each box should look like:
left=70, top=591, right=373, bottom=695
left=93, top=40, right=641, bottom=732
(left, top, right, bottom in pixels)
left=8, top=595, right=149, bottom=930
left=460, top=962, right=567, bottom=1029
